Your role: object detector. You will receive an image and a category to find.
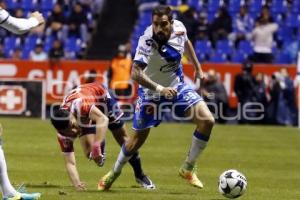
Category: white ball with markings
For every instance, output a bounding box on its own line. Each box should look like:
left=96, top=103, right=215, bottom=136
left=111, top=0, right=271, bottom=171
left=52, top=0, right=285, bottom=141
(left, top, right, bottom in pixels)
left=218, top=169, right=247, bottom=199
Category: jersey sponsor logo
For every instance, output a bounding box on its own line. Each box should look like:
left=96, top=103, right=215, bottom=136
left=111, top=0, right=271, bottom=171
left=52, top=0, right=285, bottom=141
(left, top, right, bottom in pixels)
left=138, top=46, right=151, bottom=57
left=137, top=50, right=150, bottom=57
left=0, top=86, right=26, bottom=114
left=139, top=46, right=151, bottom=53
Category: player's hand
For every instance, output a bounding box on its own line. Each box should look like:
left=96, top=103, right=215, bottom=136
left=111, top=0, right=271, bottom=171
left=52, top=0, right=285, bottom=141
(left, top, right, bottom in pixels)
left=195, top=70, right=204, bottom=89
left=74, top=181, right=86, bottom=191
left=161, top=87, right=177, bottom=99
left=29, top=11, right=45, bottom=25
left=89, top=142, right=105, bottom=167
left=92, top=154, right=105, bottom=167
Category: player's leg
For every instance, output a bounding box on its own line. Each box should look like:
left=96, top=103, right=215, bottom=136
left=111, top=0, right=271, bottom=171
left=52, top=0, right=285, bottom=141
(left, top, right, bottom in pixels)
left=98, top=97, right=159, bottom=190
left=179, top=101, right=215, bottom=188
left=0, top=146, right=18, bottom=199
left=98, top=128, right=151, bottom=191
left=110, top=124, right=155, bottom=189
left=186, top=101, right=214, bottom=165
left=0, top=125, right=41, bottom=200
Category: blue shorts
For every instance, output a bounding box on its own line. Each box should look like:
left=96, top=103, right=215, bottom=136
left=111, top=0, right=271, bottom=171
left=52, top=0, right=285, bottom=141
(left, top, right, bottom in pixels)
left=132, top=83, right=203, bottom=130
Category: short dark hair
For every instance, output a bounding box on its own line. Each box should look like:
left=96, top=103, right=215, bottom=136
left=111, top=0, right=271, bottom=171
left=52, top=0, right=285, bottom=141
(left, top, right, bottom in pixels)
left=50, top=108, right=70, bottom=130
left=152, top=5, right=173, bottom=21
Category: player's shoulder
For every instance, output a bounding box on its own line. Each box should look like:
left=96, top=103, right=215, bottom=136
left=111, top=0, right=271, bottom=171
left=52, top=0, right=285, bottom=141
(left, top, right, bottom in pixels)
left=138, top=25, right=153, bottom=43
left=137, top=25, right=155, bottom=50
left=172, top=20, right=187, bottom=36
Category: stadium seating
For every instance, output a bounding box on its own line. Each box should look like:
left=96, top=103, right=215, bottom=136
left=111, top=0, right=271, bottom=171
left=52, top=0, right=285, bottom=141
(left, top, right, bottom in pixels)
left=21, top=0, right=37, bottom=11
left=249, top=0, right=263, bottom=13
left=0, top=0, right=97, bottom=60
left=5, top=0, right=18, bottom=10
left=2, top=0, right=299, bottom=63
left=231, top=51, right=247, bottom=63
left=237, top=40, right=253, bottom=55
left=210, top=52, right=227, bottom=63
left=24, top=34, right=39, bottom=51
left=195, top=40, right=212, bottom=55
left=40, top=0, right=55, bottom=11
left=195, top=40, right=212, bottom=61
left=188, top=0, right=201, bottom=12
left=131, top=0, right=299, bottom=64
left=216, top=40, right=233, bottom=55
left=228, top=0, right=240, bottom=12
left=270, top=0, right=287, bottom=14
left=65, top=37, right=82, bottom=53
left=275, top=52, right=292, bottom=64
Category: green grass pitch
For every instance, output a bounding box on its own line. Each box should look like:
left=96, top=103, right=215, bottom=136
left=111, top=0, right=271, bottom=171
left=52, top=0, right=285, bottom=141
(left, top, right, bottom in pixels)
left=0, top=117, right=300, bottom=200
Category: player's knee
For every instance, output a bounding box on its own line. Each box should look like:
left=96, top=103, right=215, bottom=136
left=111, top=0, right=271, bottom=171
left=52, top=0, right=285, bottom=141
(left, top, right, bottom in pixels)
left=124, top=137, right=138, bottom=153
left=125, top=133, right=146, bottom=153
left=201, top=116, right=215, bottom=130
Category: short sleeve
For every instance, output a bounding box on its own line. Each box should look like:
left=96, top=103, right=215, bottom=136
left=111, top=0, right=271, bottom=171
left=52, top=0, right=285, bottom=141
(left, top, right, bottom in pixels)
left=57, top=134, right=74, bottom=153
left=133, top=35, right=153, bottom=66
left=174, top=20, right=188, bottom=42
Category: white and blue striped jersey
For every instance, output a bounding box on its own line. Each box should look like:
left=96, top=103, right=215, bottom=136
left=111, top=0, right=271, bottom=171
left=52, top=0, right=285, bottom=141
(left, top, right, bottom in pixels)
left=133, top=20, right=188, bottom=98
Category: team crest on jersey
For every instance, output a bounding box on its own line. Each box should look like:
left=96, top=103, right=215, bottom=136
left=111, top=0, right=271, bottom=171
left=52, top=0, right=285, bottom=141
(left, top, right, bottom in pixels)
left=145, top=39, right=154, bottom=47
left=145, top=105, right=154, bottom=115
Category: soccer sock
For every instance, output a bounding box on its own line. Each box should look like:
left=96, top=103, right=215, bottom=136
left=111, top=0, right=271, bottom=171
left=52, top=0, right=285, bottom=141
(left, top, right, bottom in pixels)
left=0, top=146, right=18, bottom=198
left=113, top=144, right=134, bottom=174
left=128, top=152, right=144, bottom=178
left=185, top=130, right=210, bottom=167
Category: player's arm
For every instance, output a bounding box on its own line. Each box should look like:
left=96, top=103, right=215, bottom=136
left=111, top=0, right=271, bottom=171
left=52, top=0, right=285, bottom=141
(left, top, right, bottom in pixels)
left=57, top=134, right=86, bottom=191
left=184, top=39, right=204, bottom=84
left=88, top=106, right=108, bottom=166
left=0, top=8, right=44, bottom=35
left=131, top=62, right=177, bottom=97
left=131, top=62, right=159, bottom=91
left=63, top=152, right=86, bottom=191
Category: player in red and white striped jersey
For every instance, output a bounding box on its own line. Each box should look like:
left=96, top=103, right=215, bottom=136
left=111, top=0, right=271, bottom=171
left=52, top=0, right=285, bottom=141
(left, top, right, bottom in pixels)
left=51, top=82, right=155, bottom=190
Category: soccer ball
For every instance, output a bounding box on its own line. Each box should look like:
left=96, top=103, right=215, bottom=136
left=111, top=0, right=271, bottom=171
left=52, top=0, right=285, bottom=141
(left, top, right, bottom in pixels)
left=218, top=169, right=247, bottom=199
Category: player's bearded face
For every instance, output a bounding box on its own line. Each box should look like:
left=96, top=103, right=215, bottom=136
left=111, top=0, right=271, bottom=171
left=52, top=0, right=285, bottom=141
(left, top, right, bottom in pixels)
left=152, top=15, right=172, bottom=45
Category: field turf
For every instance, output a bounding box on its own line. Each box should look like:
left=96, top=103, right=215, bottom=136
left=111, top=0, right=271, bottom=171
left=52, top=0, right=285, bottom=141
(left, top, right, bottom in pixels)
left=0, top=117, right=299, bottom=200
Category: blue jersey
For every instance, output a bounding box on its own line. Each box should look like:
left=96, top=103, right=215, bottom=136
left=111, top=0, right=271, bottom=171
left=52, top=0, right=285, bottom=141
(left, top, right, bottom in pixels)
left=133, top=20, right=188, bottom=99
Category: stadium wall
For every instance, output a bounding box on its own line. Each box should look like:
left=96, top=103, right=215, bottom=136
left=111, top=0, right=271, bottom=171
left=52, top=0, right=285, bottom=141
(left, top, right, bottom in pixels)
left=0, top=61, right=296, bottom=108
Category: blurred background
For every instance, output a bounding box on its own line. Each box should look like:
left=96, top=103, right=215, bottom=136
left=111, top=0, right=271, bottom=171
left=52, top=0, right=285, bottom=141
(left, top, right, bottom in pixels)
left=0, top=0, right=299, bottom=126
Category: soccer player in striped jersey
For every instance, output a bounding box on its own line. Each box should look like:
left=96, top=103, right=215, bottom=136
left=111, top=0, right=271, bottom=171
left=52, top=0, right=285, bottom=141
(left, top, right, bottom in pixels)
left=0, top=7, right=44, bottom=200
left=50, top=82, right=155, bottom=190
left=99, top=5, right=215, bottom=190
